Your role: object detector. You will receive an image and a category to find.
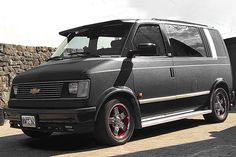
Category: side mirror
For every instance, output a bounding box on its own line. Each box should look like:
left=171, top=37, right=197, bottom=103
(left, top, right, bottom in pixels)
left=127, top=43, right=156, bottom=58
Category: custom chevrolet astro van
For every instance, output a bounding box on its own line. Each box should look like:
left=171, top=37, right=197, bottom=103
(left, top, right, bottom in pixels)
left=5, top=19, right=234, bottom=145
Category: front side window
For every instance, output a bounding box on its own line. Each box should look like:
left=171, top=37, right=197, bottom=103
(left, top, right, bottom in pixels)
left=133, top=25, right=166, bottom=56
left=51, top=23, right=132, bottom=59
left=165, top=24, right=206, bottom=57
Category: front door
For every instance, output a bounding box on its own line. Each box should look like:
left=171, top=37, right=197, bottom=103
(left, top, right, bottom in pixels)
left=131, top=24, right=176, bottom=117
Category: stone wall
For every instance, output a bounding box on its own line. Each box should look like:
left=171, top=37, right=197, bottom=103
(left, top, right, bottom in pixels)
left=0, top=43, right=56, bottom=107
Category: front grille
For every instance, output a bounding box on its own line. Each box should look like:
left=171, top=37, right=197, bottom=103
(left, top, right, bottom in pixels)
left=16, top=82, right=63, bottom=99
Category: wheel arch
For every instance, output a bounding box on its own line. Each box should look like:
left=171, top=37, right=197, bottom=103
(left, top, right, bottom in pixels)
left=208, top=78, right=230, bottom=110
left=211, top=78, right=230, bottom=95
left=94, top=86, right=142, bottom=129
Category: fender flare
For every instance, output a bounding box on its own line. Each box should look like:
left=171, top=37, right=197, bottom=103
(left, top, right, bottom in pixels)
left=208, top=78, right=230, bottom=110
left=94, top=86, right=142, bottom=129
left=210, top=78, right=229, bottom=94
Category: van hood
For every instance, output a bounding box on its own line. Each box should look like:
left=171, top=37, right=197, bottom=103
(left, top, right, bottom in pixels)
left=13, top=57, right=122, bottom=83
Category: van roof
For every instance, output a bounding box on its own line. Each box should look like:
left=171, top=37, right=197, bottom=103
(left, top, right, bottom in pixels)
left=59, top=19, right=211, bottom=36
left=151, top=18, right=208, bottom=27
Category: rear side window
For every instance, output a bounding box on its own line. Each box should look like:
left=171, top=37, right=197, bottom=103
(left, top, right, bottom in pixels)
left=209, top=29, right=226, bottom=56
left=165, top=24, right=207, bottom=57
left=133, top=25, right=166, bottom=56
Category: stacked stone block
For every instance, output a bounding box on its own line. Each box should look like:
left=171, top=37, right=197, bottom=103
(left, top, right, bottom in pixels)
left=0, top=43, right=56, bottom=107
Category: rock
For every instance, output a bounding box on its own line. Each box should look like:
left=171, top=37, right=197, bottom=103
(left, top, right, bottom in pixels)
left=16, top=51, right=23, bottom=56
left=1, top=92, right=10, bottom=105
left=16, top=69, right=24, bottom=74
left=0, top=99, right=5, bottom=108
left=3, top=66, right=8, bottom=72
left=36, top=47, right=41, bottom=52
left=11, top=55, right=21, bottom=61
left=16, top=45, right=26, bottom=52
left=0, top=82, right=8, bottom=92
left=25, top=57, right=33, bottom=61
left=13, top=61, right=22, bottom=65
left=12, top=65, right=20, bottom=68
left=48, top=47, right=53, bottom=52
left=0, top=44, right=3, bottom=52
left=41, top=47, right=48, bottom=52
left=3, top=44, right=15, bottom=55
left=34, top=59, right=40, bottom=66
left=0, top=71, right=4, bottom=76
left=8, top=67, right=15, bottom=72
left=9, top=59, right=13, bottom=65
left=13, top=67, right=19, bottom=71
left=9, top=72, right=15, bottom=78
left=20, top=64, right=30, bottom=70
left=34, top=53, right=41, bottom=59
left=26, top=46, right=35, bottom=53
left=0, top=56, right=10, bottom=62
left=0, top=62, right=8, bottom=66
left=23, top=52, right=29, bottom=57
left=46, top=51, right=52, bottom=57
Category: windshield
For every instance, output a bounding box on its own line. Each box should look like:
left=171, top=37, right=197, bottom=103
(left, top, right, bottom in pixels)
left=51, top=23, right=132, bottom=59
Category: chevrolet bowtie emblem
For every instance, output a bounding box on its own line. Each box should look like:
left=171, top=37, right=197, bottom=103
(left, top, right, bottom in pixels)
left=30, top=88, right=40, bottom=95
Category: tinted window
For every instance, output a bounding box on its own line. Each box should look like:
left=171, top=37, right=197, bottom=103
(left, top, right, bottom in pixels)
left=209, top=29, right=226, bottom=56
left=165, top=24, right=206, bottom=57
left=133, top=25, right=165, bottom=56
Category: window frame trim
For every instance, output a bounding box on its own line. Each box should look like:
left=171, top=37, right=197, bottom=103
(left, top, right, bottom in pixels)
left=203, top=28, right=218, bottom=59
left=130, top=24, right=168, bottom=57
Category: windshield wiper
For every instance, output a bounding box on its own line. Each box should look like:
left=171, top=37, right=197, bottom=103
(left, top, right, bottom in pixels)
left=47, top=56, right=63, bottom=61
left=68, top=52, right=100, bottom=57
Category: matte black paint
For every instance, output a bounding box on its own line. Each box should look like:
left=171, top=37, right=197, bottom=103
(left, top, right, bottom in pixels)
left=6, top=19, right=233, bottom=133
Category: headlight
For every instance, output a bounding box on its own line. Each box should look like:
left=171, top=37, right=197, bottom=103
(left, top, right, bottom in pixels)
left=13, top=86, right=18, bottom=95
left=68, top=80, right=90, bottom=98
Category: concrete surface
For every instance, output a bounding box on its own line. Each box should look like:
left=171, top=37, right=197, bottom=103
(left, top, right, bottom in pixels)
left=0, top=107, right=236, bottom=157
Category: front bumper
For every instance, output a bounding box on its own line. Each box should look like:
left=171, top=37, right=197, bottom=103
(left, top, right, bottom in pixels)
left=5, top=107, right=96, bottom=133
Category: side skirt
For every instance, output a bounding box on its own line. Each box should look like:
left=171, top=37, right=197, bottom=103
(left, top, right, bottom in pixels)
left=141, top=110, right=212, bottom=128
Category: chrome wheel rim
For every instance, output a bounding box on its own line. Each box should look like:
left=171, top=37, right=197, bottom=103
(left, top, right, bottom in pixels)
left=108, top=103, right=130, bottom=139
left=214, top=92, right=227, bottom=118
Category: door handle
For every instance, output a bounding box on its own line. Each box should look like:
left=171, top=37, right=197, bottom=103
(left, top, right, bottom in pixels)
left=170, top=67, right=175, bottom=78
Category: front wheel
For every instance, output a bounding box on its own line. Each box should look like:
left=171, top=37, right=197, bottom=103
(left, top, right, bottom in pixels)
left=94, top=98, right=135, bottom=146
left=22, top=129, right=52, bottom=138
left=204, top=88, right=229, bottom=123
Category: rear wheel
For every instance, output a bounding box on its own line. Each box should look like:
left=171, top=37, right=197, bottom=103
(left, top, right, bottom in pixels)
left=94, top=98, right=135, bottom=146
left=204, top=88, right=229, bottom=123
left=22, top=129, right=52, bottom=138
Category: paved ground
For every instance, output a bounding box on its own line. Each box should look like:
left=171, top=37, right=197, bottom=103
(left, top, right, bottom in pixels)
left=0, top=107, right=236, bottom=157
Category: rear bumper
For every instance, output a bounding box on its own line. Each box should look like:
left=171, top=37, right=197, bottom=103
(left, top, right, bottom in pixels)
left=5, top=107, right=96, bottom=133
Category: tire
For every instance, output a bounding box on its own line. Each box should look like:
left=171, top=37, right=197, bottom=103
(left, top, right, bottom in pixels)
left=22, top=129, right=52, bottom=138
left=204, top=88, right=229, bottom=123
left=94, top=98, right=135, bottom=146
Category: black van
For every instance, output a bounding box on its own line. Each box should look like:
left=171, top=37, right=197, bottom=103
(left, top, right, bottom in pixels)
left=5, top=19, right=234, bottom=145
